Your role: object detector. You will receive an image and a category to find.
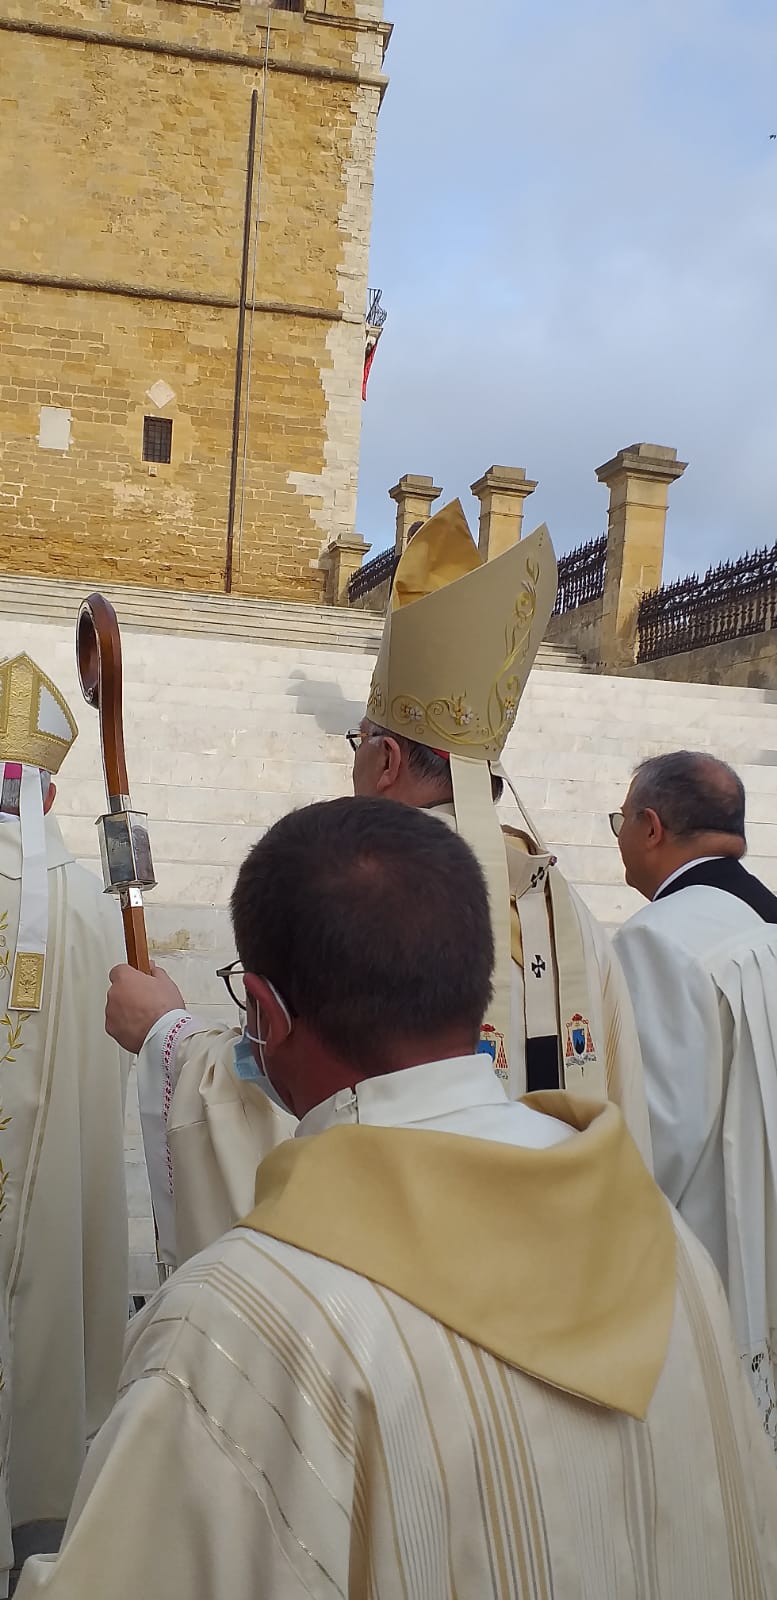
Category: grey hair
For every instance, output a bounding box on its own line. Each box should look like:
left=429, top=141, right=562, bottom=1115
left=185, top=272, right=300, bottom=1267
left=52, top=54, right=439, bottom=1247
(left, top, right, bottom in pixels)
left=365, top=721, right=452, bottom=790
left=630, top=751, right=745, bottom=839
left=365, top=722, right=504, bottom=802
left=0, top=769, right=51, bottom=816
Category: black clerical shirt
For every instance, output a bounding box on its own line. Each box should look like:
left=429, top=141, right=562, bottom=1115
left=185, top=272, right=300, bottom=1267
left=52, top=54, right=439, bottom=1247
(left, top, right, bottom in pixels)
left=654, top=855, right=777, bottom=923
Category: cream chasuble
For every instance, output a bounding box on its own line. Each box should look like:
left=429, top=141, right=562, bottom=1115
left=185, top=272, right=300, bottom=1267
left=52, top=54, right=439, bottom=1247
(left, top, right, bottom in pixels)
left=16, top=1074, right=777, bottom=1600
left=0, top=814, right=130, bottom=1545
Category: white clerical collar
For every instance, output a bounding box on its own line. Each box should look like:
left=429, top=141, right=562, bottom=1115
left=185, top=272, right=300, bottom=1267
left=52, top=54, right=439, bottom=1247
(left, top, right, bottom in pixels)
left=654, top=856, right=722, bottom=898
left=426, top=801, right=456, bottom=824
left=296, top=1053, right=509, bottom=1139
left=0, top=811, right=72, bottom=879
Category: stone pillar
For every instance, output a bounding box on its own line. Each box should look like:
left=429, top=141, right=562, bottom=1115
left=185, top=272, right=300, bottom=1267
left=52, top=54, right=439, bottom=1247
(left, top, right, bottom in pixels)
left=323, top=531, right=371, bottom=606
left=470, top=465, right=538, bottom=560
left=596, top=443, right=687, bottom=669
left=389, top=475, right=442, bottom=554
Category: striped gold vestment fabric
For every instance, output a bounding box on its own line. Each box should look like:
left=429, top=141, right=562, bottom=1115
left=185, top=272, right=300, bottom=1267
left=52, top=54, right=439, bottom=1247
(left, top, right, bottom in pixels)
left=21, top=1218, right=776, bottom=1600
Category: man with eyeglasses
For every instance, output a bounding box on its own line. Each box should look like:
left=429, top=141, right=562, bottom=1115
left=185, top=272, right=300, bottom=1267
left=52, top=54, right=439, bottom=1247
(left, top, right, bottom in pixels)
left=17, top=798, right=777, bottom=1600
left=106, top=500, right=650, bottom=1269
left=609, top=749, right=777, bottom=1447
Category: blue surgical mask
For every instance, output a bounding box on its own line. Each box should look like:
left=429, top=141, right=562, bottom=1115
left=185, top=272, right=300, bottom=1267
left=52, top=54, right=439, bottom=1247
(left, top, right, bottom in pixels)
left=232, top=979, right=292, bottom=1114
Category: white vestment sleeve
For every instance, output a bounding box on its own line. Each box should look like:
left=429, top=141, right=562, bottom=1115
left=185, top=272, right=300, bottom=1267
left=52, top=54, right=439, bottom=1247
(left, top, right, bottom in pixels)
left=714, top=939, right=777, bottom=1440
left=136, top=1019, right=296, bottom=1267
left=614, top=919, right=724, bottom=1212
left=135, top=1009, right=194, bottom=1266
left=166, top=1028, right=296, bottom=1265
left=13, top=1376, right=312, bottom=1600
left=571, top=887, right=653, bottom=1169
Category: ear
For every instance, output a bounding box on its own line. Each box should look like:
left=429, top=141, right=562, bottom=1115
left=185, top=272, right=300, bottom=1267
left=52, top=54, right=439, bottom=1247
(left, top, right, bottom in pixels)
left=43, top=781, right=56, bottom=816
left=642, top=807, right=665, bottom=849
left=244, top=973, right=291, bottom=1049
left=375, top=735, right=404, bottom=795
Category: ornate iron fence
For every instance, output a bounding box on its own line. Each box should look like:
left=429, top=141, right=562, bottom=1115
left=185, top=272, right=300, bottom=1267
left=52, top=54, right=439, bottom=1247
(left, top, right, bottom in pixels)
left=553, top=534, right=607, bottom=616
left=637, top=542, right=777, bottom=662
left=347, top=546, right=399, bottom=604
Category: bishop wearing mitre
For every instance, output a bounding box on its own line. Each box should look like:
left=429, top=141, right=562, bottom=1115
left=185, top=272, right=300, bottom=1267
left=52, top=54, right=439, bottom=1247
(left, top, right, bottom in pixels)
left=0, top=656, right=130, bottom=1589
left=107, top=503, right=651, bottom=1268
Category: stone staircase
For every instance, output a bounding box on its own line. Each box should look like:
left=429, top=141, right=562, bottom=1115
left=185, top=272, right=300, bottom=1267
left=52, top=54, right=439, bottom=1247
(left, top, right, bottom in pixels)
left=2, top=579, right=777, bottom=1290
left=0, top=574, right=583, bottom=669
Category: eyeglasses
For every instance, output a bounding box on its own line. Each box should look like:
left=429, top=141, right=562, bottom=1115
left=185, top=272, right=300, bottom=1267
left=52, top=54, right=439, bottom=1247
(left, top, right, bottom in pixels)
left=216, top=959, right=247, bottom=1011
left=346, top=728, right=382, bottom=753
left=609, top=811, right=625, bottom=839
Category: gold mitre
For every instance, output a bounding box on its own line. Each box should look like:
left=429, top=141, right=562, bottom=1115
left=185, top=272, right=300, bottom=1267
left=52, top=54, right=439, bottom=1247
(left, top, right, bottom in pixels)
left=366, top=500, right=557, bottom=760
left=0, top=654, right=78, bottom=774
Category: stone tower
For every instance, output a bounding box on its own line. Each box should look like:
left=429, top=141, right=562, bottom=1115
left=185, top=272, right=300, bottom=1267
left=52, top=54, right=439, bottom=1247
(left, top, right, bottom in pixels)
left=0, top=0, right=388, bottom=601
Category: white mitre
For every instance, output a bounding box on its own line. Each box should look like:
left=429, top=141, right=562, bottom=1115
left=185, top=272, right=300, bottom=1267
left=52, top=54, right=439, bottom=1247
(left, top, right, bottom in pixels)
left=0, top=654, right=78, bottom=1010
left=366, top=500, right=558, bottom=1061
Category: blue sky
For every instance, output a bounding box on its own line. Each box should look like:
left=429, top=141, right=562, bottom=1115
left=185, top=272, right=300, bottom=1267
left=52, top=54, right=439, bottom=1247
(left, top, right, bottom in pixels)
left=356, top=0, right=777, bottom=579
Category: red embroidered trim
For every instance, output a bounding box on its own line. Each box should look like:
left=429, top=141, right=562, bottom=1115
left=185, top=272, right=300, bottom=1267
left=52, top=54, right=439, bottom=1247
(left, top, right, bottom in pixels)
left=162, top=1015, right=191, bottom=1196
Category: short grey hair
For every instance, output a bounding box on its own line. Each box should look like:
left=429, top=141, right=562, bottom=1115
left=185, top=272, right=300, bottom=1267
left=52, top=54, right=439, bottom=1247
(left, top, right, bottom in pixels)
left=629, top=751, right=745, bottom=839
left=366, top=721, right=451, bottom=789
left=365, top=723, right=504, bottom=802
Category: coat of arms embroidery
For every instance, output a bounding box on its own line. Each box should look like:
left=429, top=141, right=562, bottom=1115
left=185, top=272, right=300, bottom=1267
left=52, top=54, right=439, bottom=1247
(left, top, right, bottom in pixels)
left=477, top=1022, right=509, bottom=1082
left=564, top=1013, right=596, bottom=1068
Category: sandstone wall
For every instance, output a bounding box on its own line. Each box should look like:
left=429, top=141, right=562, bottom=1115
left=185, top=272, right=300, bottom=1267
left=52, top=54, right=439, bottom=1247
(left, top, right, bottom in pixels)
left=627, top=629, right=777, bottom=691
left=545, top=597, right=604, bottom=664
left=0, top=0, right=386, bottom=599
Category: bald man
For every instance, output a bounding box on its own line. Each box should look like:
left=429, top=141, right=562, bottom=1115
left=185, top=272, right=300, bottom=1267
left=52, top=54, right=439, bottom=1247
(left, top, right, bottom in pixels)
left=610, top=750, right=777, bottom=1448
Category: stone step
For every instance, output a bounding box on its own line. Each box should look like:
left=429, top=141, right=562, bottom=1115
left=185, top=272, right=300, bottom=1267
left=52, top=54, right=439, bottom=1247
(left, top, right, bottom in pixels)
left=80, top=671, right=777, bottom=720
left=507, top=777, right=777, bottom=826
left=9, top=612, right=777, bottom=724
left=39, top=662, right=777, bottom=727
left=60, top=742, right=777, bottom=797
left=16, top=665, right=776, bottom=740
left=517, top=703, right=777, bottom=735
left=0, top=575, right=583, bottom=670
left=58, top=799, right=774, bottom=867
left=43, top=678, right=777, bottom=738
left=57, top=778, right=777, bottom=832
left=552, top=843, right=777, bottom=891
left=51, top=722, right=777, bottom=775
left=1, top=598, right=382, bottom=653
left=538, top=672, right=777, bottom=708
left=503, top=747, right=777, bottom=789
left=9, top=616, right=576, bottom=671
left=0, top=574, right=383, bottom=630
left=3, top=623, right=574, bottom=678
left=512, top=724, right=777, bottom=755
